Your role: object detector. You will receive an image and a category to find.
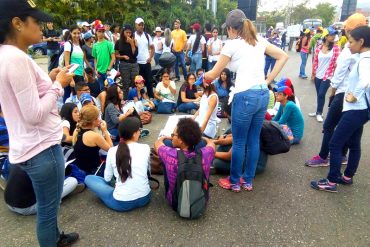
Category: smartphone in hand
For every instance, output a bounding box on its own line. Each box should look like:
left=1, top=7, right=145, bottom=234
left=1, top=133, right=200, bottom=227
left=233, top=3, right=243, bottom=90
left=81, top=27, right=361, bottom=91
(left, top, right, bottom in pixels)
left=67, top=63, right=80, bottom=73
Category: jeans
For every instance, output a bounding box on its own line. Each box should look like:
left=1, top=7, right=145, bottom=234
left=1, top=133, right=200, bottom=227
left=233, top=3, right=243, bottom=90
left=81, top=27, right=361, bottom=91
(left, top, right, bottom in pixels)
left=177, top=102, right=199, bottom=113
left=97, top=72, right=107, bottom=92
left=314, top=77, right=331, bottom=115
left=327, top=110, right=368, bottom=183
left=190, top=53, right=202, bottom=74
left=230, top=86, right=269, bottom=184
left=264, top=56, right=276, bottom=76
left=154, top=99, right=176, bottom=114
left=299, top=51, right=308, bottom=77
left=85, top=175, right=151, bottom=212
left=15, top=144, right=65, bottom=247
left=280, top=41, right=286, bottom=51
left=47, top=49, right=60, bottom=72
left=173, top=52, right=187, bottom=79
left=119, top=61, right=139, bottom=99
left=319, top=93, right=348, bottom=159
left=208, top=61, right=216, bottom=71
left=154, top=53, right=162, bottom=65
left=139, top=63, right=154, bottom=98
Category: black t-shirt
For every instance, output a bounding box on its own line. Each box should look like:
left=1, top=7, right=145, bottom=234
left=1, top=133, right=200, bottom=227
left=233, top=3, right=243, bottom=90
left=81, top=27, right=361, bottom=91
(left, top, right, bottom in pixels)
left=114, top=40, right=138, bottom=63
left=43, top=28, right=60, bottom=50
left=4, top=164, right=36, bottom=208
left=82, top=44, right=93, bottom=61
left=177, top=84, right=197, bottom=105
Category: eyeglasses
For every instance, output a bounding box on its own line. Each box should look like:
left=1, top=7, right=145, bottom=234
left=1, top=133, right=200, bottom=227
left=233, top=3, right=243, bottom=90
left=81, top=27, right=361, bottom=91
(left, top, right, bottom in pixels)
left=171, top=133, right=178, bottom=138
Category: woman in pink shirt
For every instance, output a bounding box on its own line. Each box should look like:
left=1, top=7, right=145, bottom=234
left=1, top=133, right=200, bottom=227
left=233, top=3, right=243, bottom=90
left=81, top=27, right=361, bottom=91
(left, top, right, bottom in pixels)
left=0, top=1, right=78, bottom=246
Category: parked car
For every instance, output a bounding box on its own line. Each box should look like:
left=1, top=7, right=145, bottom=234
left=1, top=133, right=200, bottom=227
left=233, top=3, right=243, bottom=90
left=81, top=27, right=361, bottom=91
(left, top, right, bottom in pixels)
left=30, top=42, right=47, bottom=56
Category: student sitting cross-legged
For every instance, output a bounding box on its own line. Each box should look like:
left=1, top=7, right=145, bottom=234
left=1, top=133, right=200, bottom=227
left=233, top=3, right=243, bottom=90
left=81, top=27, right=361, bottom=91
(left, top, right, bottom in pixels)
left=85, top=117, right=151, bottom=212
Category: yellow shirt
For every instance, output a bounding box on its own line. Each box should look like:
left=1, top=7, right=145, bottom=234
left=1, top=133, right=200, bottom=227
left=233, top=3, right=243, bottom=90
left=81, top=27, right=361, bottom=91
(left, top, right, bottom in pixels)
left=171, top=29, right=187, bottom=52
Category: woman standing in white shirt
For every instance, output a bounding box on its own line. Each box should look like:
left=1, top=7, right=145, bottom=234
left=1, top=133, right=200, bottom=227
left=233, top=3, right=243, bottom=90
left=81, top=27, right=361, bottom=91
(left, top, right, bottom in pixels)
left=85, top=117, right=151, bottom=211
left=204, top=9, right=288, bottom=192
left=153, top=27, right=163, bottom=65
left=207, top=27, right=223, bottom=70
left=311, top=26, right=370, bottom=193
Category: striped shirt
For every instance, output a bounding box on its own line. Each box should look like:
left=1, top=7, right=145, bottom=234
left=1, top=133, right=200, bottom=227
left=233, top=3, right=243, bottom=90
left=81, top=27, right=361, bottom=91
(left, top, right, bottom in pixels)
left=313, top=44, right=341, bottom=81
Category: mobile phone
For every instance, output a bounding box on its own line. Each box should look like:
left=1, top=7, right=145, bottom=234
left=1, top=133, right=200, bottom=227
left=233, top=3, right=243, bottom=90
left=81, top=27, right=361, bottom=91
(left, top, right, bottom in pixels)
left=67, top=63, right=80, bottom=73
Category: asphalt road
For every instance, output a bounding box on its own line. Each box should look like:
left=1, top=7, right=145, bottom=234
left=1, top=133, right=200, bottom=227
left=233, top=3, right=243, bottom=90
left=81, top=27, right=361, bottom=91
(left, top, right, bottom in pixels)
left=0, top=51, right=369, bottom=247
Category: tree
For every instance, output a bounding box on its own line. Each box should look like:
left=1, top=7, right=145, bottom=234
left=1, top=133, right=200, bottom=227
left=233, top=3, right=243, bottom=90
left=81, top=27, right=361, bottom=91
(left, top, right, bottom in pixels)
left=312, top=3, right=336, bottom=26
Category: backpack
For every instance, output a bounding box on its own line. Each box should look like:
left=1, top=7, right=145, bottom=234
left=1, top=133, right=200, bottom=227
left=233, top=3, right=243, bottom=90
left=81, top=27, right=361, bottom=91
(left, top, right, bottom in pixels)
left=58, top=41, right=73, bottom=67
left=260, top=121, right=291, bottom=155
left=295, top=38, right=301, bottom=52
left=172, top=150, right=209, bottom=219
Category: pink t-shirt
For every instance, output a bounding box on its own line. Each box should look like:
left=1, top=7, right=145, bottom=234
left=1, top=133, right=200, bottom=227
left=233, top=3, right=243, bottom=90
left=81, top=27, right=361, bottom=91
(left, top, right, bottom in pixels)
left=0, top=45, right=64, bottom=163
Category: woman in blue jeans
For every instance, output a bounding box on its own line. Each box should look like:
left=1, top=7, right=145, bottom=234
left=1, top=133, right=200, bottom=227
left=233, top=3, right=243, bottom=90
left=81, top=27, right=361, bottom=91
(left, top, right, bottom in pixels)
left=85, top=117, right=151, bottom=211
left=204, top=9, right=288, bottom=192
left=311, top=26, right=370, bottom=193
left=0, top=2, right=79, bottom=246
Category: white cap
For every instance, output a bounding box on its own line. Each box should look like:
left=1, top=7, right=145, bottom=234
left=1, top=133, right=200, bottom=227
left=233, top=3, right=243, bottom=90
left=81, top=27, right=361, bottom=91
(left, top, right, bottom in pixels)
left=135, top=17, right=144, bottom=24
left=81, top=21, right=90, bottom=26
left=154, top=26, right=163, bottom=33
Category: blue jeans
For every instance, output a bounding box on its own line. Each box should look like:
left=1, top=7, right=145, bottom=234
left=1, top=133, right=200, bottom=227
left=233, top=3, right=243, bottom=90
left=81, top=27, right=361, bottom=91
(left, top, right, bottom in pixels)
left=97, top=72, right=107, bottom=92
left=190, top=53, right=202, bottom=74
left=174, top=52, right=187, bottom=79
left=85, top=175, right=151, bottom=212
left=47, top=49, right=60, bottom=72
left=314, top=77, right=331, bottom=115
left=154, top=53, right=162, bottom=65
left=264, top=56, right=276, bottom=76
left=15, top=144, right=65, bottom=247
left=327, top=110, right=368, bottom=183
left=208, top=61, right=216, bottom=71
left=319, top=93, right=348, bottom=159
left=299, top=51, right=308, bottom=77
left=154, top=99, right=176, bottom=114
left=177, top=102, right=199, bottom=113
left=230, top=86, right=269, bottom=184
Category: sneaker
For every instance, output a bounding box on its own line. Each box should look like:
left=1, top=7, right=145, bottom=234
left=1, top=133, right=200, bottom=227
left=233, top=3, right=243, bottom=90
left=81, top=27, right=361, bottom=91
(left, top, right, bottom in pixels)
left=341, top=156, right=348, bottom=165
left=337, top=176, right=353, bottom=185
left=240, top=178, right=253, bottom=191
left=310, top=178, right=337, bottom=192
left=218, top=176, right=240, bottom=192
left=301, top=75, right=308, bottom=79
left=305, top=155, right=329, bottom=167
left=316, top=115, right=323, bottom=122
left=308, top=112, right=316, bottom=117
left=139, top=129, right=150, bottom=138
left=57, top=232, right=79, bottom=247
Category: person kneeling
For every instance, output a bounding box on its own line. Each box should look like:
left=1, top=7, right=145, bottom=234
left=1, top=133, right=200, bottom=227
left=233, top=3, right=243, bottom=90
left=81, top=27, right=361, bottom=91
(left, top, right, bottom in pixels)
left=85, top=117, right=151, bottom=212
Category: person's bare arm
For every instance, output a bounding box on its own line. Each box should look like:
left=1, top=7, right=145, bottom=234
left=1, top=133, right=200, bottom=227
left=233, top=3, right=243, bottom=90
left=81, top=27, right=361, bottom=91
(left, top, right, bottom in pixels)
left=200, top=95, right=217, bottom=132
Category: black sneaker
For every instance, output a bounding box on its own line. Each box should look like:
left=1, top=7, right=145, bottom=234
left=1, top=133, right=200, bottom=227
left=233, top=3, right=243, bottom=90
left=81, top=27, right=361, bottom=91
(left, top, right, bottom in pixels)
left=337, top=176, right=353, bottom=185
left=57, top=232, right=79, bottom=247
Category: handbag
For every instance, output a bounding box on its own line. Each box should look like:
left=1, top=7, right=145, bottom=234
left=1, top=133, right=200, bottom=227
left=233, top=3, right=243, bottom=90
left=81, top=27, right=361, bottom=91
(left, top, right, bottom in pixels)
left=150, top=148, right=163, bottom=175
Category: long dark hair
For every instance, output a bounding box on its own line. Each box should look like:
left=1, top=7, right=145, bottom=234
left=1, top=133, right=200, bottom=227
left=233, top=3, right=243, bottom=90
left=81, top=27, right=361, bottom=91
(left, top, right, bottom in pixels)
left=60, top=103, right=78, bottom=135
left=304, top=32, right=311, bottom=46
left=192, top=29, right=202, bottom=53
left=185, top=73, right=197, bottom=88
left=119, top=24, right=133, bottom=50
left=201, top=81, right=217, bottom=96
left=105, top=84, right=122, bottom=110
left=69, top=25, right=83, bottom=46
left=116, top=117, right=141, bottom=182
left=217, top=68, right=232, bottom=93
left=322, top=36, right=334, bottom=51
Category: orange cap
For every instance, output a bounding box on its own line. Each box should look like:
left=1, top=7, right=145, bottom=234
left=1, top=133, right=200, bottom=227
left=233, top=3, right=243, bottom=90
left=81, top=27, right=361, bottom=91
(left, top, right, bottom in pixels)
left=344, top=13, right=367, bottom=31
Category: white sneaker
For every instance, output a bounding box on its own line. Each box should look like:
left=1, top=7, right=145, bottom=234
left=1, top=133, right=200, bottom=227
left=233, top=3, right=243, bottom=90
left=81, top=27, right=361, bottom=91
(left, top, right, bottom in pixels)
left=308, top=112, right=316, bottom=117
left=316, top=115, right=323, bottom=122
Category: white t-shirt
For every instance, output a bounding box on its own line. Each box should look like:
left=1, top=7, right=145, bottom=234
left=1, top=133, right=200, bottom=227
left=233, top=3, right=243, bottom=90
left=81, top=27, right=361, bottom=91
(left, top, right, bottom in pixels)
left=153, top=36, right=163, bottom=54
left=221, top=37, right=268, bottom=94
left=135, top=32, right=153, bottom=64
left=187, top=34, right=206, bottom=54
left=316, top=49, right=333, bottom=80
left=195, top=93, right=219, bottom=138
left=155, top=81, right=176, bottom=101
left=207, top=38, right=223, bottom=62
left=162, top=40, right=173, bottom=53
left=104, top=143, right=151, bottom=201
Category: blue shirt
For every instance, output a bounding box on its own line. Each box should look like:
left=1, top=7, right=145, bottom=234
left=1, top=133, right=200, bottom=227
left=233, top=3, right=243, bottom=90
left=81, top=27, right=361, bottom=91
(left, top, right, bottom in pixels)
left=128, top=88, right=145, bottom=101
left=0, top=117, right=9, bottom=154
left=214, top=80, right=229, bottom=98
left=273, top=101, right=304, bottom=139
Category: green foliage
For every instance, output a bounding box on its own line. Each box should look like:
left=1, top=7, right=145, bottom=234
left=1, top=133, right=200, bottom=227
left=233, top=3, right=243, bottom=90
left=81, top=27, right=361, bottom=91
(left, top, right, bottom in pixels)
left=35, top=0, right=237, bottom=31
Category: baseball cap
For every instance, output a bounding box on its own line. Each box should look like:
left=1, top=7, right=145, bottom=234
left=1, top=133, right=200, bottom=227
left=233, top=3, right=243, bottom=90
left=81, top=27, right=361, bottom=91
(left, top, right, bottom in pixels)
left=317, top=26, right=323, bottom=32
left=123, top=24, right=133, bottom=32
left=276, top=86, right=293, bottom=96
left=0, top=0, right=52, bottom=22
left=134, top=75, right=145, bottom=83
left=135, top=17, right=144, bottom=24
left=304, top=28, right=311, bottom=34
left=95, top=24, right=105, bottom=31
left=344, top=13, right=367, bottom=31
left=81, top=21, right=90, bottom=27
left=80, top=93, right=93, bottom=105
left=276, top=77, right=292, bottom=88
left=83, top=32, right=93, bottom=40
left=191, top=23, right=201, bottom=31
left=322, top=26, right=337, bottom=38
left=104, top=78, right=115, bottom=87
left=221, top=9, right=246, bottom=29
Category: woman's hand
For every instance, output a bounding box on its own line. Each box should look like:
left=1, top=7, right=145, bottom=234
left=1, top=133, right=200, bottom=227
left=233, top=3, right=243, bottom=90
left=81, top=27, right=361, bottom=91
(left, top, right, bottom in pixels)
left=345, top=92, right=357, bottom=103
left=49, top=68, right=61, bottom=81
left=122, top=55, right=130, bottom=60
left=100, top=120, right=108, bottom=132
left=125, top=107, right=135, bottom=116
left=56, top=67, right=74, bottom=88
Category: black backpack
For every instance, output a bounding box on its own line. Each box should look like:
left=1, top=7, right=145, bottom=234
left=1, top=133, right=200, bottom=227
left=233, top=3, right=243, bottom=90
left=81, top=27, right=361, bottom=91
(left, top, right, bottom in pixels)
left=172, top=150, right=209, bottom=219
left=260, top=121, right=291, bottom=155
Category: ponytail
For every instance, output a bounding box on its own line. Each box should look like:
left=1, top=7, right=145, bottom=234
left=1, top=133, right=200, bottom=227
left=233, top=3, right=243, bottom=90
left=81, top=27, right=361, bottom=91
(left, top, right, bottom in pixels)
left=240, top=19, right=257, bottom=46
left=287, top=95, right=296, bottom=103
left=116, top=139, right=132, bottom=182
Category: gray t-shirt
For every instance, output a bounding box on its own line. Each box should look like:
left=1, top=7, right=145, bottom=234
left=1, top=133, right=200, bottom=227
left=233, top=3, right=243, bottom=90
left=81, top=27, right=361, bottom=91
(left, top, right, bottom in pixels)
left=104, top=103, right=121, bottom=130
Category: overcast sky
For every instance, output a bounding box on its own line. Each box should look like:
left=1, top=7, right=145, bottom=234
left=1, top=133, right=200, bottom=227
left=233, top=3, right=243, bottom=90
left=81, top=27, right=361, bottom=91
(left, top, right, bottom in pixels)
left=259, top=0, right=370, bottom=11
